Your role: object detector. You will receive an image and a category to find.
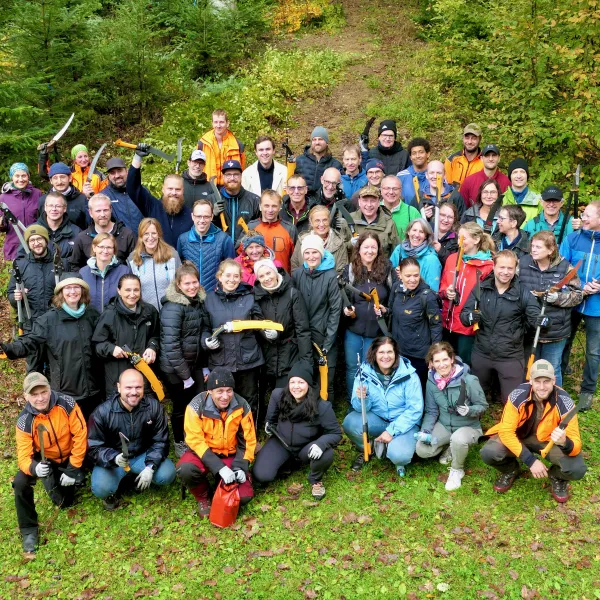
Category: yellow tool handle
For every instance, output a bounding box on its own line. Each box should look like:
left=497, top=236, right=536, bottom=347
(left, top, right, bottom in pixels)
left=238, top=217, right=249, bottom=233
left=319, top=365, right=328, bottom=401
left=363, top=434, right=371, bottom=462
left=220, top=213, right=228, bottom=232
left=473, top=323, right=479, bottom=332
left=436, top=174, right=442, bottom=204
left=115, top=139, right=137, bottom=150
left=230, top=320, right=284, bottom=332
left=412, top=176, right=420, bottom=202
left=123, top=464, right=131, bottom=472
left=540, top=440, right=554, bottom=459
left=0, top=352, right=6, bottom=359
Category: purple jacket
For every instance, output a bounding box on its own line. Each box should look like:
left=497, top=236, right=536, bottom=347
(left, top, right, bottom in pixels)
left=0, top=183, right=41, bottom=260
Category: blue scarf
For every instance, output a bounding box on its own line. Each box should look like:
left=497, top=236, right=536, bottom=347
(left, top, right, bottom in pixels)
left=62, top=303, right=86, bottom=318
left=511, top=186, right=529, bottom=204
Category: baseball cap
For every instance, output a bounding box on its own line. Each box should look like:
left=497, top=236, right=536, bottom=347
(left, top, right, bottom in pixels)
left=222, top=160, right=242, bottom=173
left=463, top=123, right=482, bottom=137
left=530, top=359, right=555, bottom=380
left=106, top=157, right=127, bottom=171
left=541, top=185, right=564, bottom=201
left=482, top=144, right=499, bottom=156
left=190, top=150, right=206, bottom=162
left=24, top=372, right=50, bottom=394
left=358, top=184, right=381, bottom=198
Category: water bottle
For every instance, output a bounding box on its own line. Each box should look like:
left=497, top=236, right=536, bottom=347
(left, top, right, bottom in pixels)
left=414, top=431, right=438, bottom=445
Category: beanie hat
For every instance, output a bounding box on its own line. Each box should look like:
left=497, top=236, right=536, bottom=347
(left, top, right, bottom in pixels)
left=54, top=276, right=90, bottom=295
left=378, top=120, right=397, bottom=137
left=365, top=159, right=385, bottom=173
left=508, top=158, right=529, bottom=180
left=301, top=234, right=325, bottom=259
left=288, top=360, right=314, bottom=387
left=71, top=144, right=88, bottom=159
left=9, top=163, right=29, bottom=178
left=24, top=224, right=49, bottom=244
left=242, top=233, right=266, bottom=250
left=253, top=258, right=278, bottom=276
left=49, top=162, right=71, bottom=178
left=207, top=367, right=235, bottom=391
left=311, top=126, right=329, bottom=144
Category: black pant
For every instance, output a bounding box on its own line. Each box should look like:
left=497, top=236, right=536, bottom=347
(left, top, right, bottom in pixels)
left=13, top=465, right=75, bottom=532
left=258, top=370, right=289, bottom=412
left=405, top=355, right=427, bottom=394
left=312, top=344, right=337, bottom=403
left=78, top=393, right=103, bottom=423
left=471, top=351, right=524, bottom=403
left=166, top=374, right=205, bottom=443
left=234, top=368, right=260, bottom=424
left=252, top=437, right=334, bottom=485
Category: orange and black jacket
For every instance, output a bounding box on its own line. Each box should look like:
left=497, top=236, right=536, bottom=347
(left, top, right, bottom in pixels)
left=198, top=130, right=246, bottom=187
left=16, top=392, right=87, bottom=477
left=444, top=150, right=483, bottom=190
left=70, top=164, right=108, bottom=195
left=485, top=383, right=582, bottom=467
left=246, top=218, right=298, bottom=272
left=184, top=391, right=256, bottom=474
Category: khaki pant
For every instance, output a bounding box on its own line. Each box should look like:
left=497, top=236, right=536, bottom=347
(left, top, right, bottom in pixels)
left=415, top=422, right=482, bottom=470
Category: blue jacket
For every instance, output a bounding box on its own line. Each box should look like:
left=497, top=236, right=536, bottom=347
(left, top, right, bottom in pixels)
left=177, top=223, right=235, bottom=293
left=397, top=165, right=425, bottom=209
left=390, top=244, right=442, bottom=292
left=560, top=229, right=600, bottom=316
left=79, top=257, right=131, bottom=313
left=341, top=170, right=368, bottom=198
left=102, top=181, right=144, bottom=234
left=126, top=165, right=193, bottom=247
left=351, top=360, right=423, bottom=437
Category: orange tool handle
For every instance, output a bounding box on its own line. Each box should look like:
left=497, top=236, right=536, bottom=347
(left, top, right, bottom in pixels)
left=220, top=213, right=228, bottom=232
left=115, top=139, right=137, bottom=150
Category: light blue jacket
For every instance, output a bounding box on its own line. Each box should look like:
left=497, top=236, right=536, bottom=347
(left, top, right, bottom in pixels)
left=390, top=243, right=441, bottom=292
left=341, top=170, right=368, bottom=198
left=523, top=211, right=573, bottom=242
left=397, top=165, right=425, bottom=209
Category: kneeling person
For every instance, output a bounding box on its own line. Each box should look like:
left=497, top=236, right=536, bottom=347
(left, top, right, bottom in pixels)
left=13, top=373, right=87, bottom=554
left=87, top=369, right=176, bottom=510
left=177, top=368, right=256, bottom=518
left=480, top=360, right=586, bottom=503
left=253, top=363, right=342, bottom=500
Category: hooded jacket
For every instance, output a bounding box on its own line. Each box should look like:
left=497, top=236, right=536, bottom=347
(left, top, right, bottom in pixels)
left=39, top=186, right=88, bottom=231
left=291, top=251, right=342, bottom=353
left=36, top=212, right=81, bottom=258
left=280, top=195, right=317, bottom=236
left=246, top=217, right=297, bottom=273
left=364, top=141, right=410, bottom=176
left=291, top=229, right=348, bottom=275
left=102, top=179, right=145, bottom=234
left=217, top=186, right=261, bottom=245
left=502, top=187, right=542, bottom=224
left=127, top=250, right=181, bottom=311
left=201, top=282, right=265, bottom=372
left=0, top=183, right=41, bottom=260
left=198, top=129, right=247, bottom=187
left=70, top=163, right=108, bottom=196
left=418, top=182, right=466, bottom=220
left=421, top=360, right=487, bottom=433
left=254, top=272, right=313, bottom=377
left=93, top=297, right=160, bottom=393
left=295, top=146, right=343, bottom=193
left=389, top=278, right=442, bottom=359
left=390, top=243, right=442, bottom=292
left=349, top=206, right=401, bottom=258
left=436, top=230, right=459, bottom=269
left=79, top=257, right=132, bottom=313
left=350, top=359, right=423, bottom=437
left=159, top=282, right=207, bottom=382
left=87, top=394, right=170, bottom=470
left=444, top=150, right=483, bottom=190
left=492, top=229, right=530, bottom=260
left=461, top=204, right=499, bottom=235
left=523, top=211, right=574, bottom=242
left=182, top=170, right=213, bottom=209
left=397, top=165, right=426, bottom=208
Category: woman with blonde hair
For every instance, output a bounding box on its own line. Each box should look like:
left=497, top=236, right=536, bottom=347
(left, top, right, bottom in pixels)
left=128, top=218, right=181, bottom=311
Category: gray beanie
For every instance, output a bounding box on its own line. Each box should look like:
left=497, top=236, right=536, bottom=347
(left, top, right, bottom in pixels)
left=311, top=126, right=329, bottom=144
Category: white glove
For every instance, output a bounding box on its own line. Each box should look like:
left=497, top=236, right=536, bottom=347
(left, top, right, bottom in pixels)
left=115, top=453, right=129, bottom=469
left=183, top=377, right=195, bottom=389
left=35, top=462, right=50, bottom=478
left=307, top=444, right=323, bottom=460
left=205, top=336, right=220, bottom=350
left=350, top=236, right=359, bottom=246
left=456, top=405, right=469, bottom=416
left=219, top=466, right=235, bottom=484
left=265, top=422, right=272, bottom=436
left=135, top=465, right=154, bottom=491
left=203, top=367, right=210, bottom=378
left=60, top=473, right=76, bottom=487
left=264, top=329, right=278, bottom=340
left=545, top=291, right=559, bottom=304
left=234, top=469, right=247, bottom=483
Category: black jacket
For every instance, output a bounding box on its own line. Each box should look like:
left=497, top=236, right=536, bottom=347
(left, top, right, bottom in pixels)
left=39, top=187, right=88, bottom=230
left=1, top=305, right=102, bottom=401
left=69, top=221, right=136, bottom=271
left=159, top=282, right=206, bottom=382
left=279, top=195, right=318, bottom=235
left=87, top=394, right=170, bottom=470
left=460, top=274, right=540, bottom=360
left=36, top=213, right=81, bottom=259
left=201, top=283, right=265, bottom=372
left=214, top=187, right=261, bottom=244
left=265, top=388, right=342, bottom=454
left=492, top=230, right=530, bottom=260
left=254, top=272, right=312, bottom=377
left=182, top=170, right=213, bottom=209
left=436, top=231, right=459, bottom=268
left=93, top=297, right=160, bottom=393
left=295, top=146, right=343, bottom=193
left=367, top=142, right=410, bottom=176
left=389, top=279, right=443, bottom=359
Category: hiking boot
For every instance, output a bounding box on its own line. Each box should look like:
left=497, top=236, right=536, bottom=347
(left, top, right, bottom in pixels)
left=578, top=392, right=593, bottom=412
left=438, top=445, right=453, bottom=465
left=445, top=468, right=465, bottom=491
left=102, top=494, right=120, bottom=511
left=21, top=530, right=38, bottom=553
left=174, top=441, right=189, bottom=458
left=549, top=475, right=570, bottom=503
left=351, top=453, right=366, bottom=472
left=493, top=469, right=520, bottom=493
left=396, top=465, right=406, bottom=478
left=311, top=482, right=326, bottom=500
left=197, top=499, right=212, bottom=518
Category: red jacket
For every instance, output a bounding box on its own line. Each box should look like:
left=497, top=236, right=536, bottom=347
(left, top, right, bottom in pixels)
left=459, top=169, right=511, bottom=208
left=440, top=252, right=494, bottom=334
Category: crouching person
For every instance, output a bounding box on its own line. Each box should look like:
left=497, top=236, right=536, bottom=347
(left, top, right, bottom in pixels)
left=177, top=368, right=256, bottom=518
left=480, top=360, right=586, bottom=503
left=415, top=342, right=488, bottom=491
left=253, top=362, right=342, bottom=500
left=87, top=369, right=176, bottom=510
left=14, top=373, right=87, bottom=554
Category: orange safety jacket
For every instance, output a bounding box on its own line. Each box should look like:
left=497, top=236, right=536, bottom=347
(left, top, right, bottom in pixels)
left=71, top=164, right=108, bottom=195
left=184, top=391, right=256, bottom=473
left=16, top=392, right=87, bottom=476
left=485, top=383, right=582, bottom=467
left=246, top=218, right=297, bottom=273
left=198, top=130, right=246, bottom=186
left=444, top=150, right=483, bottom=191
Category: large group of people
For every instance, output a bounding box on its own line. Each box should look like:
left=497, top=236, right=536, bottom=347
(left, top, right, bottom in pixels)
left=4, top=112, right=595, bottom=555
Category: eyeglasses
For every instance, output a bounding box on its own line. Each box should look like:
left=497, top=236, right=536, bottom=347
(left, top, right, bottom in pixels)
left=481, top=190, right=497, bottom=196
left=496, top=216, right=510, bottom=222
left=193, top=215, right=212, bottom=220
left=96, top=245, right=114, bottom=252
left=46, top=204, right=66, bottom=210
left=380, top=133, right=395, bottom=138
left=288, top=186, right=306, bottom=192
left=381, top=187, right=400, bottom=192
left=439, top=215, right=454, bottom=221
left=322, top=180, right=338, bottom=188
left=223, top=172, right=241, bottom=179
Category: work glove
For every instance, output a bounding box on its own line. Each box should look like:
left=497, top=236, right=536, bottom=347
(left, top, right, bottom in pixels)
left=60, top=472, right=76, bottom=487
left=115, top=453, right=129, bottom=469
left=234, top=469, right=246, bottom=483
left=350, top=236, right=359, bottom=247
left=35, top=462, right=51, bottom=478
left=264, top=329, right=278, bottom=340
left=213, top=200, right=226, bottom=216
left=135, top=143, right=150, bottom=158
left=544, top=291, right=559, bottom=304
left=466, top=311, right=481, bottom=326
left=307, top=444, right=323, bottom=460
left=183, top=377, right=195, bottom=389
left=455, top=405, right=470, bottom=417
left=219, top=466, right=236, bottom=485
left=265, top=422, right=272, bottom=437
left=135, top=465, right=154, bottom=491
left=535, top=315, right=551, bottom=328
left=414, top=431, right=437, bottom=445
left=335, top=215, right=346, bottom=230
left=358, top=134, right=369, bottom=153
left=205, top=336, right=220, bottom=350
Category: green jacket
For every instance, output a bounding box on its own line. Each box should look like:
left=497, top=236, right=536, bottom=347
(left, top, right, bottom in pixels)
left=503, top=187, right=542, bottom=225
left=387, top=201, right=421, bottom=240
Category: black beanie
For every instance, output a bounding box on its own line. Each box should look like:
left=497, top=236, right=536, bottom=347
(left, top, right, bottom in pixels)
left=288, top=361, right=314, bottom=387
left=207, top=367, right=235, bottom=390
left=378, top=120, right=397, bottom=138
left=508, top=158, right=529, bottom=180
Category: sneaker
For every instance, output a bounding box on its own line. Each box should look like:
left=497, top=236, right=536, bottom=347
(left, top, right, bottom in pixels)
left=445, top=468, right=465, bottom=491
left=102, top=494, right=120, bottom=511
left=351, top=453, right=366, bottom=472
left=438, top=445, right=453, bottom=465
left=549, top=475, right=570, bottom=503
left=493, top=469, right=520, bottom=493
left=578, top=392, right=593, bottom=412
left=174, top=441, right=189, bottom=458
left=396, top=465, right=405, bottom=478
left=311, top=482, right=326, bottom=500
left=21, top=530, right=38, bottom=553
left=197, top=499, right=212, bottom=518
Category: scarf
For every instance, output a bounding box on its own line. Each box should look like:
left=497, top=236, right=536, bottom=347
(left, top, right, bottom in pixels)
left=401, top=239, right=428, bottom=257
left=432, top=363, right=464, bottom=390
left=117, top=296, right=140, bottom=315
left=62, top=303, right=86, bottom=319
left=463, top=249, right=492, bottom=262
left=511, top=186, right=529, bottom=204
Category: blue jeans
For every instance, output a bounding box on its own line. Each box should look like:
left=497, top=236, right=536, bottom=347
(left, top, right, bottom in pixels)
left=91, top=452, right=176, bottom=499
left=536, top=339, right=568, bottom=387
left=342, top=410, right=418, bottom=467
left=580, top=315, right=600, bottom=393
left=344, top=330, right=375, bottom=398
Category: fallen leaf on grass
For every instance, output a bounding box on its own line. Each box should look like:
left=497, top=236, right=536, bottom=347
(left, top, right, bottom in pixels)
left=509, top=570, right=519, bottom=581
left=223, top=566, right=236, bottom=574
left=589, top=495, right=600, bottom=504
left=477, top=591, right=498, bottom=600
left=378, top=553, right=398, bottom=565
left=342, top=512, right=358, bottom=524
left=277, top=563, right=290, bottom=571
left=287, top=483, right=304, bottom=495
left=485, top=556, right=496, bottom=567
left=437, top=582, right=450, bottom=592
left=521, top=585, right=538, bottom=599
left=203, top=580, right=217, bottom=586
left=530, top=542, right=543, bottom=551
left=5, top=576, right=27, bottom=582
left=434, top=546, right=450, bottom=557
left=259, top=504, right=271, bottom=512
left=304, top=591, right=317, bottom=599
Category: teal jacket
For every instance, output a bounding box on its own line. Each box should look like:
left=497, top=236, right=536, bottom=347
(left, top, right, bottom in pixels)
left=390, top=243, right=442, bottom=292
left=523, top=211, right=573, bottom=242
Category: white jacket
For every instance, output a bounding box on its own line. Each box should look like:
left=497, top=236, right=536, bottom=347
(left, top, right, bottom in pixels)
left=241, top=160, right=288, bottom=196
